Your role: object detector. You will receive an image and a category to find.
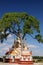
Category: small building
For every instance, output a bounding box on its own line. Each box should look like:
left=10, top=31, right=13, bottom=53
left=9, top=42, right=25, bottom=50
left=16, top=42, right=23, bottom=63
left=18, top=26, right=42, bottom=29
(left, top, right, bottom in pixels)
left=4, top=37, right=33, bottom=64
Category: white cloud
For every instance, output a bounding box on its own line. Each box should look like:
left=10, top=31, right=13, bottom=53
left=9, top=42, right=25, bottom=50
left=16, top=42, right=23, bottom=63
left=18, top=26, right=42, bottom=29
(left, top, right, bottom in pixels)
left=32, top=49, right=43, bottom=56
left=0, top=42, right=12, bottom=54
left=21, top=40, right=39, bottom=49
left=0, top=43, right=6, bottom=47
left=7, top=35, right=14, bottom=43
left=0, top=42, right=12, bottom=48
left=0, top=34, right=14, bottom=56
left=28, top=44, right=39, bottom=48
left=0, top=34, right=21, bottom=56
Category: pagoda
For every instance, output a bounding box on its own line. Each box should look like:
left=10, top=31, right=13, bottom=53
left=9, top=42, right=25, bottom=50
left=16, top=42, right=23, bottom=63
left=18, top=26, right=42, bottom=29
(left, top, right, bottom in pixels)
left=4, top=37, right=33, bottom=64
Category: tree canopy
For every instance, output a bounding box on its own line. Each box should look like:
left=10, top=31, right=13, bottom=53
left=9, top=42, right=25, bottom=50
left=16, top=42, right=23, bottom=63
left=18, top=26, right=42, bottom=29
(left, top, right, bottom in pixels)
left=0, top=12, right=43, bottom=43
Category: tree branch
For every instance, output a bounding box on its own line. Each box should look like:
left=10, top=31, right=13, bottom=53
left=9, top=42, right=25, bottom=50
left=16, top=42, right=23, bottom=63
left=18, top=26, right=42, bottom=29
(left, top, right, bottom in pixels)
left=29, top=34, right=35, bottom=39
left=22, top=33, right=26, bottom=39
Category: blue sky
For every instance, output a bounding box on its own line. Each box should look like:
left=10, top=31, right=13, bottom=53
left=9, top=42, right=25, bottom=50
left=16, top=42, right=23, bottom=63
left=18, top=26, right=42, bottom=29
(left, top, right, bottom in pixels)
left=0, top=0, right=43, bottom=56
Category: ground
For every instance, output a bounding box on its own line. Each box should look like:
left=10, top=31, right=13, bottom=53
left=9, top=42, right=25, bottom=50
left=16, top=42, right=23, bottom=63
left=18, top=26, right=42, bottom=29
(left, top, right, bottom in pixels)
left=0, top=62, right=43, bottom=65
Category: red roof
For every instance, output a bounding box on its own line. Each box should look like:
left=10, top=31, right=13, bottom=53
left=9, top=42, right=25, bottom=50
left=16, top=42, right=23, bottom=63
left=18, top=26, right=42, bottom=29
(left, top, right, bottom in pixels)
left=5, top=49, right=12, bottom=55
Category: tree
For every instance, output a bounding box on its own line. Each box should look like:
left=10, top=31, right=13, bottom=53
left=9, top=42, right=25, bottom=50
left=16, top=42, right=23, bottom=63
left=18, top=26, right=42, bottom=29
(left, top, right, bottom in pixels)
left=0, top=12, right=43, bottom=43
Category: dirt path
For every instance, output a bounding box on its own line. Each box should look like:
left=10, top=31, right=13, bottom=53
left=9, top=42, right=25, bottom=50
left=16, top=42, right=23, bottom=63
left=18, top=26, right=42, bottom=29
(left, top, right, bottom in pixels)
left=34, top=63, right=43, bottom=65
left=0, top=62, right=43, bottom=65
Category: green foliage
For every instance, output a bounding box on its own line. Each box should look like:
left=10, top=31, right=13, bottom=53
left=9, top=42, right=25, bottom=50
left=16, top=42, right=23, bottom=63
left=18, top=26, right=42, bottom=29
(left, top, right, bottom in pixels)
left=35, top=34, right=43, bottom=43
left=0, top=12, right=43, bottom=43
left=33, top=56, right=43, bottom=59
left=33, top=56, right=43, bottom=62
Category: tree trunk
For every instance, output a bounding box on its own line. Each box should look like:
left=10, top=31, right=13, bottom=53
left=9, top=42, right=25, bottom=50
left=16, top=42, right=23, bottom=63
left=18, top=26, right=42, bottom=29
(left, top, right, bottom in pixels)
left=16, top=33, right=23, bottom=53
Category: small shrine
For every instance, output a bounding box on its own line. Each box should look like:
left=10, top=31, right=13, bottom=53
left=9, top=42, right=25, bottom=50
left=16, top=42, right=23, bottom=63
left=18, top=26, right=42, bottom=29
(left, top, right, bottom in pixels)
left=4, top=37, right=33, bottom=64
